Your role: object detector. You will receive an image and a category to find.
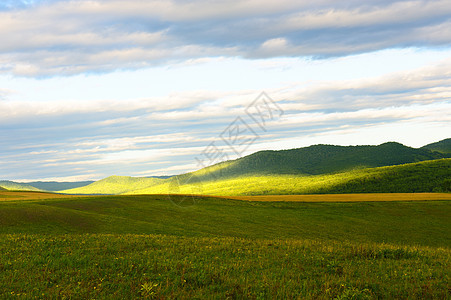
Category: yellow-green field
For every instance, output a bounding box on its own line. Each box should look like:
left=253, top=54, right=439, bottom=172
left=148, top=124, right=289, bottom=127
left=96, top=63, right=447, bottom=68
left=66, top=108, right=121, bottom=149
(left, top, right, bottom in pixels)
left=0, top=191, right=84, bottom=202
left=221, top=193, right=451, bottom=202
left=0, top=191, right=449, bottom=298
left=4, top=191, right=450, bottom=203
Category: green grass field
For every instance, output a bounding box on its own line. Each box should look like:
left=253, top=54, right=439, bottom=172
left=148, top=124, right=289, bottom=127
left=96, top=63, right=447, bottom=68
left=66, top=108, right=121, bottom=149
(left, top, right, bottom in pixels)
left=0, top=192, right=450, bottom=298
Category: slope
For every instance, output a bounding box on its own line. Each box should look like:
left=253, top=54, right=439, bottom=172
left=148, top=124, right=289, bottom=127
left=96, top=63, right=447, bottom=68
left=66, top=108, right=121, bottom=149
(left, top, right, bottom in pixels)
left=0, top=180, right=43, bottom=191
left=0, top=193, right=449, bottom=248
left=63, top=175, right=164, bottom=194
left=60, top=140, right=451, bottom=195
left=190, top=142, right=449, bottom=182
left=130, top=159, right=451, bottom=196
left=422, top=138, right=451, bottom=153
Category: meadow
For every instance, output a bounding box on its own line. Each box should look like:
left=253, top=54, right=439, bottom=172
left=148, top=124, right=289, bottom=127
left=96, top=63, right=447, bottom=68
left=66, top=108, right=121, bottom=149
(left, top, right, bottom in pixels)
left=2, top=234, right=449, bottom=299
left=223, top=193, right=451, bottom=202
left=0, top=192, right=450, bottom=298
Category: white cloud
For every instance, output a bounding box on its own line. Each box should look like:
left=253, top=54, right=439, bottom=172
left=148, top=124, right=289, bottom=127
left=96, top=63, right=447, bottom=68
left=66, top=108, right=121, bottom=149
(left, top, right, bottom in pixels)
left=0, top=88, right=14, bottom=100
left=1, top=57, right=450, bottom=125
left=1, top=0, right=450, bottom=76
left=1, top=1, right=451, bottom=183
left=281, top=0, right=451, bottom=30
left=1, top=56, right=450, bottom=180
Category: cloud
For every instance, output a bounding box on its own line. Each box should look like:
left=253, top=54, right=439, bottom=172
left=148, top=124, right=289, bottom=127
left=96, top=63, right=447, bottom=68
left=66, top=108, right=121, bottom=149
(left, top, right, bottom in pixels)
left=1, top=58, right=450, bottom=181
left=1, top=58, right=450, bottom=127
left=1, top=0, right=451, bottom=76
left=0, top=88, right=14, bottom=100
left=3, top=57, right=450, bottom=126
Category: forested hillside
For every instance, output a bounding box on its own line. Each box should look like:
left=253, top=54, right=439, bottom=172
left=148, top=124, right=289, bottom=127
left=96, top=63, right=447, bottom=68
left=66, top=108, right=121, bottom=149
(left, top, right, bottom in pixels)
left=191, top=142, right=449, bottom=182
left=422, top=138, right=451, bottom=153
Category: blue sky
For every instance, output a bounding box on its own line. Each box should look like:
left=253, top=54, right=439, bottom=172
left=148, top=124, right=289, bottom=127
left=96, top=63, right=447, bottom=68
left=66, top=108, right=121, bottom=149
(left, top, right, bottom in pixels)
left=1, top=0, right=450, bottom=182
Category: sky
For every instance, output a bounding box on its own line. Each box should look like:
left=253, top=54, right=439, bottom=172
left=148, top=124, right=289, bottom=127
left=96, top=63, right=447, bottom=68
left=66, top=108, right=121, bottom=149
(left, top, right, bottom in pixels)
left=1, top=0, right=450, bottom=182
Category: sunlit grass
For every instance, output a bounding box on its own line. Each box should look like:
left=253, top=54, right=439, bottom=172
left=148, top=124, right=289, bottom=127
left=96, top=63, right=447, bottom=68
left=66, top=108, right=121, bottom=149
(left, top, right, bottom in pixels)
left=0, top=191, right=83, bottom=202
left=64, top=176, right=164, bottom=195
left=222, top=193, right=451, bottom=202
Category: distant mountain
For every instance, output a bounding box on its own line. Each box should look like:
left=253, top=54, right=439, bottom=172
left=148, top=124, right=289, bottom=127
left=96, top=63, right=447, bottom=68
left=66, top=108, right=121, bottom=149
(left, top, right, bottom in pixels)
left=422, top=138, right=451, bottom=153
left=63, top=175, right=164, bottom=194
left=27, top=181, right=94, bottom=191
left=0, top=181, right=42, bottom=191
left=189, top=141, right=450, bottom=182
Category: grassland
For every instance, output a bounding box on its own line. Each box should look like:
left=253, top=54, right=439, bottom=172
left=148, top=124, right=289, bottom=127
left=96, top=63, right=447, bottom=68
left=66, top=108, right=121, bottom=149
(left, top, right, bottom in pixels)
left=1, top=192, right=449, bottom=246
left=0, top=191, right=83, bottom=202
left=0, top=191, right=450, bottom=298
left=223, top=193, right=451, bottom=202
left=2, top=234, right=449, bottom=299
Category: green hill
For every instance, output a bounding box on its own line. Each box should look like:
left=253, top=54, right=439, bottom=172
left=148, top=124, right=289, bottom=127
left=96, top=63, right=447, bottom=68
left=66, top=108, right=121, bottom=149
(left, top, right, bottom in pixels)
left=0, top=180, right=43, bottom=191
left=191, top=142, right=448, bottom=182
left=130, top=159, right=451, bottom=196
left=63, top=175, right=164, bottom=194
left=61, top=140, right=451, bottom=196
left=0, top=186, right=6, bottom=191
left=422, top=138, right=451, bottom=153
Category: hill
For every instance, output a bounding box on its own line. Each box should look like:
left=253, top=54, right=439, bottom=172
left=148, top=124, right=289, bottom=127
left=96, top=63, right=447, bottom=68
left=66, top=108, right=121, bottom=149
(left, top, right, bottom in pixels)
left=0, top=180, right=42, bottom=191
left=422, top=138, right=451, bottom=153
left=61, top=140, right=451, bottom=196
left=129, top=158, right=451, bottom=196
left=66, top=159, right=451, bottom=196
left=63, top=175, right=164, bottom=194
left=27, top=181, right=94, bottom=191
left=190, top=142, right=449, bottom=182
left=0, top=186, right=6, bottom=191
